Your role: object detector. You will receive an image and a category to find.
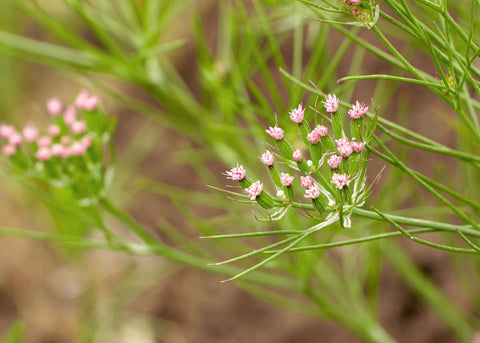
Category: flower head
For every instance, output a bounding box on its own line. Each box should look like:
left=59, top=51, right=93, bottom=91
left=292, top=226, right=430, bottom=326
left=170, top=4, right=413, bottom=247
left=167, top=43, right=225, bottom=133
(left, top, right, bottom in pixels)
left=63, top=106, right=77, bottom=126
left=289, top=104, right=305, bottom=123
left=280, top=173, right=294, bottom=187
left=331, top=173, right=351, bottom=189
left=323, top=94, right=339, bottom=113
left=2, top=145, right=15, bottom=156
left=300, top=176, right=313, bottom=188
left=313, top=125, right=328, bottom=137
left=306, top=130, right=320, bottom=144
left=336, top=137, right=353, bottom=157
left=304, top=184, right=320, bottom=199
left=47, top=125, right=60, bottom=136
left=226, top=164, right=246, bottom=181
left=0, top=125, right=15, bottom=139
left=9, top=133, right=23, bottom=147
left=37, top=136, right=52, bottom=147
left=245, top=181, right=263, bottom=200
left=71, top=121, right=86, bottom=134
left=36, top=147, right=51, bottom=161
left=46, top=98, right=62, bottom=116
left=348, top=101, right=369, bottom=119
left=350, top=141, right=366, bottom=153
left=22, top=123, right=39, bottom=142
left=327, top=154, right=342, bottom=169
left=266, top=126, right=284, bottom=140
left=293, top=149, right=302, bottom=162
left=260, top=150, right=275, bottom=166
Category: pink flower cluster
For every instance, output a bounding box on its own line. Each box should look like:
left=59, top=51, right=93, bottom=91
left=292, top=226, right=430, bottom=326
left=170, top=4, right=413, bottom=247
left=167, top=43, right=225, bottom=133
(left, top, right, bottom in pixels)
left=307, top=125, right=328, bottom=144
left=280, top=173, right=294, bottom=187
left=323, top=94, right=339, bottom=113
left=344, top=0, right=360, bottom=4
left=226, top=164, right=246, bottom=181
left=1, top=90, right=99, bottom=160
left=260, top=150, right=274, bottom=166
left=266, top=126, right=284, bottom=140
left=348, top=101, right=369, bottom=119
left=289, top=104, right=305, bottom=123
left=245, top=181, right=263, bottom=200
left=304, top=184, right=320, bottom=199
left=332, top=173, right=351, bottom=189
left=335, top=137, right=365, bottom=157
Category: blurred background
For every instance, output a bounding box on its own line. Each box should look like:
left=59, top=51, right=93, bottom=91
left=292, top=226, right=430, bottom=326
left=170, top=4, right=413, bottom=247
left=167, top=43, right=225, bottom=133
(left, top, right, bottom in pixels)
left=0, top=0, right=478, bottom=342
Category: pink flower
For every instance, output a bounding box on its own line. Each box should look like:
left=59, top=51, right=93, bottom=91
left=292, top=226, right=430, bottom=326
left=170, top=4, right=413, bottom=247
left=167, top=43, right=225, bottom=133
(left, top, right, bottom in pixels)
left=71, top=142, right=86, bottom=156
left=36, top=147, right=51, bottom=161
left=304, top=184, right=320, bottom=199
left=0, top=125, right=16, bottom=139
left=350, top=141, right=366, bottom=153
left=307, top=130, right=320, bottom=144
left=301, top=176, right=313, bottom=188
left=293, top=149, right=302, bottom=162
left=226, top=164, right=246, bottom=181
left=84, top=96, right=99, bottom=111
left=245, top=181, right=263, bottom=200
left=37, top=136, right=52, bottom=147
left=2, top=145, right=15, bottom=156
left=260, top=150, right=274, bottom=166
left=352, top=8, right=361, bottom=16
left=332, top=173, right=351, bottom=189
left=75, top=90, right=90, bottom=108
left=266, top=126, right=284, bottom=140
left=280, top=173, right=294, bottom=187
left=81, top=136, right=92, bottom=149
left=336, top=137, right=352, bottom=157
left=9, top=133, right=23, bottom=147
left=63, top=106, right=77, bottom=126
left=289, top=104, right=305, bottom=123
left=345, top=0, right=360, bottom=4
left=323, top=94, right=339, bottom=113
left=327, top=154, right=342, bottom=169
left=46, top=98, right=62, bottom=116
left=48, top=125, right=60, bottom=136
left=51, top=144, right=65, bottom=157
left=313, top=125, right=328, bottom=137
left=71, top=121, right=86, bottom=134
left=22, top=123, right=39, bottom=142
left=348, top=101, right=369, bottom=119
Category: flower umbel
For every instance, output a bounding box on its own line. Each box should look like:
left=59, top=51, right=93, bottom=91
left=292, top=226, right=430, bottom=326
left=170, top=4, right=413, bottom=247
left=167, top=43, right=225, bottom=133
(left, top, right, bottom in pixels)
left=348, top=101, right=369, bottom=119
left=304, top=184, right=320, bottom=199
left=280, top=173, right=294, bottom=187
left=260, top=150, right=274, bottom=166
left=328, top=154, right=342, bottom=169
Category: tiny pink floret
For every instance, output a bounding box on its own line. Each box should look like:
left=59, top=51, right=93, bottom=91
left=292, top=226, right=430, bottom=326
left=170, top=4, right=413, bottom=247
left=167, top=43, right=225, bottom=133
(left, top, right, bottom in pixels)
left=300, top=176, right=313, bottom=188
left=351, top=141, right=366, bottom=153
left=71, top=142, right=86, bottom=156
left=260, top=150, right=274, bottom=166
left=304, top=184, right=320, bottom=199
left=314, top=125, right=328, bottom=137
left=307, top=130, right=320, bottom=144
left=293, top=149, right=302, bottom=162
left=36, top=147, right=51, bottom=161
left=23, top=123, right=39, bottom=142
left=332, top=173, right=351, bottom=189
left=336, top=137, right=352, bottom=157
left=289, top=104, right=305, bottom=123
left=37, top=136, right=52, bottom=148
left=84, top=95, right=99, bottom=111
left=280, top=173, right=294, bottom=187
left=51, top=144, right=65, bottom=157
left=245, top=181, right=263, bottom=200
left=348, top=101, right=369, bottom=119
left=226, top=164, right=246, bottom=181
left=63, top=106, right=77, bottom=126
left=0, top=125, right=16, bottom=139
left=81, top=136, right=92, bottom=149
left=75, top=90, right=90, bottom=108
left=48, top=125, right=60, bottom=136
left=323, top=94, right=339, bottom=113
left=328, top=154, right=342, bottom=169
left=46, top=98, right=63, bottom=116
left=71, top=121, right=86, bottom=134
left=266, top=126, right=284, bottom=140
left=2, top=145, right=16, bottom=156
left=9, top=133, right=23, bottom=147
